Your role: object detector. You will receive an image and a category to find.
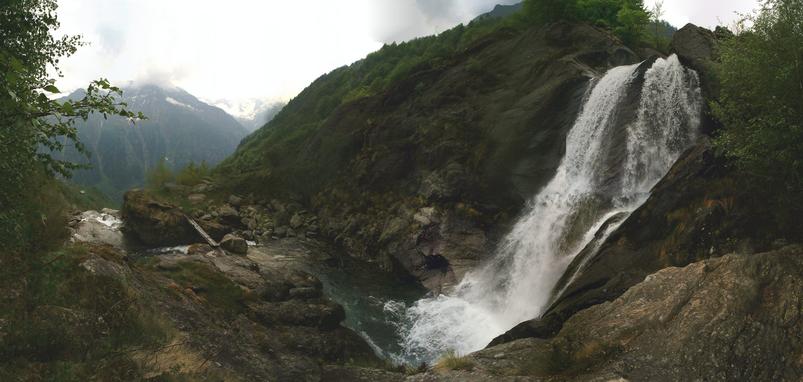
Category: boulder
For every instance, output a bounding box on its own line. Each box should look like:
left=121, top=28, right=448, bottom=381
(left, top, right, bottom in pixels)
left=217, top=204, right=240, bottom=226
left=467, top=247, right=803, bottom=381
left=247, top=299, right=345, bottom=330
left=670, top=23, right=722, bottom=100
left=289, top=213, right=304, bottom=229
left=70, top=210, right=125, bottom=249
left=220, top=233, right=248, bottom=254
left=121, top=190, right=197, bottom=247
left=671, top=23, right=717, bottom=67
left=197, top=219, right=230, bottom=241
left=228, top=194, right=243, bottom=207
left=187, top=194, right=206, bottom=204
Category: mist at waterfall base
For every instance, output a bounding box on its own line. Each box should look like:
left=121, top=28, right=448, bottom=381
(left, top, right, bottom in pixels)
left=368, top=55, right=704, bottom=366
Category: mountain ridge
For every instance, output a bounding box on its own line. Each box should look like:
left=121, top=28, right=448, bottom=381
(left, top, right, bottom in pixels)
left=57, top=84, right=247, bottom=201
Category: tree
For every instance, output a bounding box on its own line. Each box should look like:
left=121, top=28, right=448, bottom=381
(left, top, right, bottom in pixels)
left=523, top=0, right=579, bottom=25
left=0, top=0, right=142, bottom=245
left=712, top=0, right=803, bottom=192
left=146, top=158, right=174, bottom=190
left=523, top=0, right=650, bottom=45
left=614, top=2, right=650, bottom=45
left=649, top=0, right=666, bottom=49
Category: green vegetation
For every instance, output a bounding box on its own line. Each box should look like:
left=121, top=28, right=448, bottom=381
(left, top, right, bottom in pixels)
left=433, top=350, right=474, bottom=372
left=712, top=0, right=803, bottom=195
left=219, top=12, right=527, bottom=194
left=220, top=0, right=675, bottom=198
left=0, top=244, right=173, bottom=381
left=146, top=159, right=211, bottom=190
left=146, top=260, right=251, bottom=318
left=523, top=0, right=652, bottom=45
left=1, top=0, right=141, bottom=250
left=1, top=2, right=148, bottom=378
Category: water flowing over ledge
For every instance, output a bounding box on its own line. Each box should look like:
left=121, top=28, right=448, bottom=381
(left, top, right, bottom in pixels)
left=390, top=55, right=702, bottom=365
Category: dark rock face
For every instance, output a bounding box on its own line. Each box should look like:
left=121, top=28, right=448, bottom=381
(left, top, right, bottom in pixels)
left=670, top=23, right=728, bottom=109
left=232, top=22, right=642, bottom=290
left=671, top=23, right=717, bottom=69
left=453, top=247, right=803, bottom=381
left=492, top=140, right=802, bottom=346
left=121, top=189, right=197, bottom=246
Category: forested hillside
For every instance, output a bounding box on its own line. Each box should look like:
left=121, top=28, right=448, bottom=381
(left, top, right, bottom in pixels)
left=57, top=85, right=247, bottom=201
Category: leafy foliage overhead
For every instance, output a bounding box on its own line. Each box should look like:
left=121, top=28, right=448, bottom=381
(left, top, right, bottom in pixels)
left=712, top=0, right=803, bottom=192
left=1, top=0, right=141, bottom=247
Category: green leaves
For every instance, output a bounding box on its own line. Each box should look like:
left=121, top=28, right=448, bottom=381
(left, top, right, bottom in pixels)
left=1, top=0, right=147, bottom=247
left=43, top=84, right=60, bottom=93
left=523, top=0, right=650, bottom=44
left=713, top=0, right=803, bottom=191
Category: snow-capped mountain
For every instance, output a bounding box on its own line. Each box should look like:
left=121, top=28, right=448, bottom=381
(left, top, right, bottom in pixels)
left=56, top=84, right=248, bottom=200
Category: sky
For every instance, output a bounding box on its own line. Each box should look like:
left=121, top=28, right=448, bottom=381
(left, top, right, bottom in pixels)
left=55, top=0, right=761, bottom=119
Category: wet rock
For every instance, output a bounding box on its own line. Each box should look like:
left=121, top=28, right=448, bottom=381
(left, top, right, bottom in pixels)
left=413, top=207, right=438, bottom=226
left=220, top=233, right=248, bottom=254
left=671, top=24, right=717, bottom=67
left=469, top=247, right=803, bottom=381
left=70, top=210, right=125, bottom=249
left=289, top=213, right=304, bottom=229
left=228, top=195, right=243, bottom=207
left=499, top=142, right=799, bottom=345
left=187, top=243, right=213, bottom=256
left=257, top=281, right=292, bottom=302
left=670, top=23, right=722, bottom=100
left=218, top=204, right=239, bottom=217
left=187, top=194, right=206, bottom=204
left=197, top=219, right=230, bottom=241
left=289, top=287, right=322, bottom=300
left=80, top=256, right=128, bottom=282
left=121, top=190, right=197, bottom=247
left=247, top=299, right=345, bottom=330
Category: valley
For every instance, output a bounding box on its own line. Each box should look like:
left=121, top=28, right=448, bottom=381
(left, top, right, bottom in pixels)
left=1, top=1, right=801, bottom=381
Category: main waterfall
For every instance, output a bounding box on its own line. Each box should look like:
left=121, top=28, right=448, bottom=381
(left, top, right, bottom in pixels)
left=394, top=55, right=702, bottom=365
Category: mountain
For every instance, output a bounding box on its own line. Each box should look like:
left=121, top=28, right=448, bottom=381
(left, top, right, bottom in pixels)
left=57, top=84, right=248, bottom=201
left=235, top=102, right=286, bottom=132
left=206, top=98, right=287, bottom=132
left=473, top=2, right=523, bottom=21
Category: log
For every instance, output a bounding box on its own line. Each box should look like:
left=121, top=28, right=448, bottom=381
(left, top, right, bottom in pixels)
left=184, top=215, right=219, bottom=248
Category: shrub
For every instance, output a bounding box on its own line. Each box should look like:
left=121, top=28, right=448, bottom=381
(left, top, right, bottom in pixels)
left=712, top=0, right=803, bottom=193
left=433, top=350, right=474, bottom=372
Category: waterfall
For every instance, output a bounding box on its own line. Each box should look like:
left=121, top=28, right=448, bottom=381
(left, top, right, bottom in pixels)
left=395, top=55, right=702, bottom=365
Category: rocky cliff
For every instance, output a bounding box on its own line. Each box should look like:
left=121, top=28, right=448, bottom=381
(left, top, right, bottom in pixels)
left=222, top=21, right=640, bottom=290
left=396, top=245, right=802, bottom=381
left=490, top=22, right=803, bottom=347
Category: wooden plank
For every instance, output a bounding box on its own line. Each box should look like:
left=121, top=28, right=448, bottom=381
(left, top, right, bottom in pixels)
left=184, top=215, right=219, bottom=247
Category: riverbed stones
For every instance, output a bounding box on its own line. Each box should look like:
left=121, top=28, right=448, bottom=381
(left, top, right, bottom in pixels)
left=220, top=233, right=248, bottom=254
left=187, top=194, right=206, bottom=204
left=69, top=210, right=125, bottom=249
left=228, top=194, right=243, bottom=207
left=121, top=190, right=197, bottom=247
left=289, top=213, right=304, bottom=229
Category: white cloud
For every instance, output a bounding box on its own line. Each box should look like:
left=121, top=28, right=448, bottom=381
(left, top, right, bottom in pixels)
left=54, top=0, right=762, bottom=118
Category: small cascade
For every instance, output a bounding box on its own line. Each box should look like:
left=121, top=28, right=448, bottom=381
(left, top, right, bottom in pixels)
left=394, top=55, right=702, bottom=365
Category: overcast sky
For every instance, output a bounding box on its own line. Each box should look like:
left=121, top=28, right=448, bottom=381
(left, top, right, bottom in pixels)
left=55, top=0, right=760, bottom=118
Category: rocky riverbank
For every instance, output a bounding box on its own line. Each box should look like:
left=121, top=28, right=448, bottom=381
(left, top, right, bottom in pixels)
left=328, top=245, right=803, bottom=381
left=3, top=203, right=388, bottom=381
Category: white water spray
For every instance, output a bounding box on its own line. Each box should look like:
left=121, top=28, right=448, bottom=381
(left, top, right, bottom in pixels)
left=396, top=55, right=702, bottom=364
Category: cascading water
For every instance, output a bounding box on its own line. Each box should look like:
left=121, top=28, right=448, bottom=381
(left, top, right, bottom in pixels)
left=393, top=55, right=702, bottom=365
